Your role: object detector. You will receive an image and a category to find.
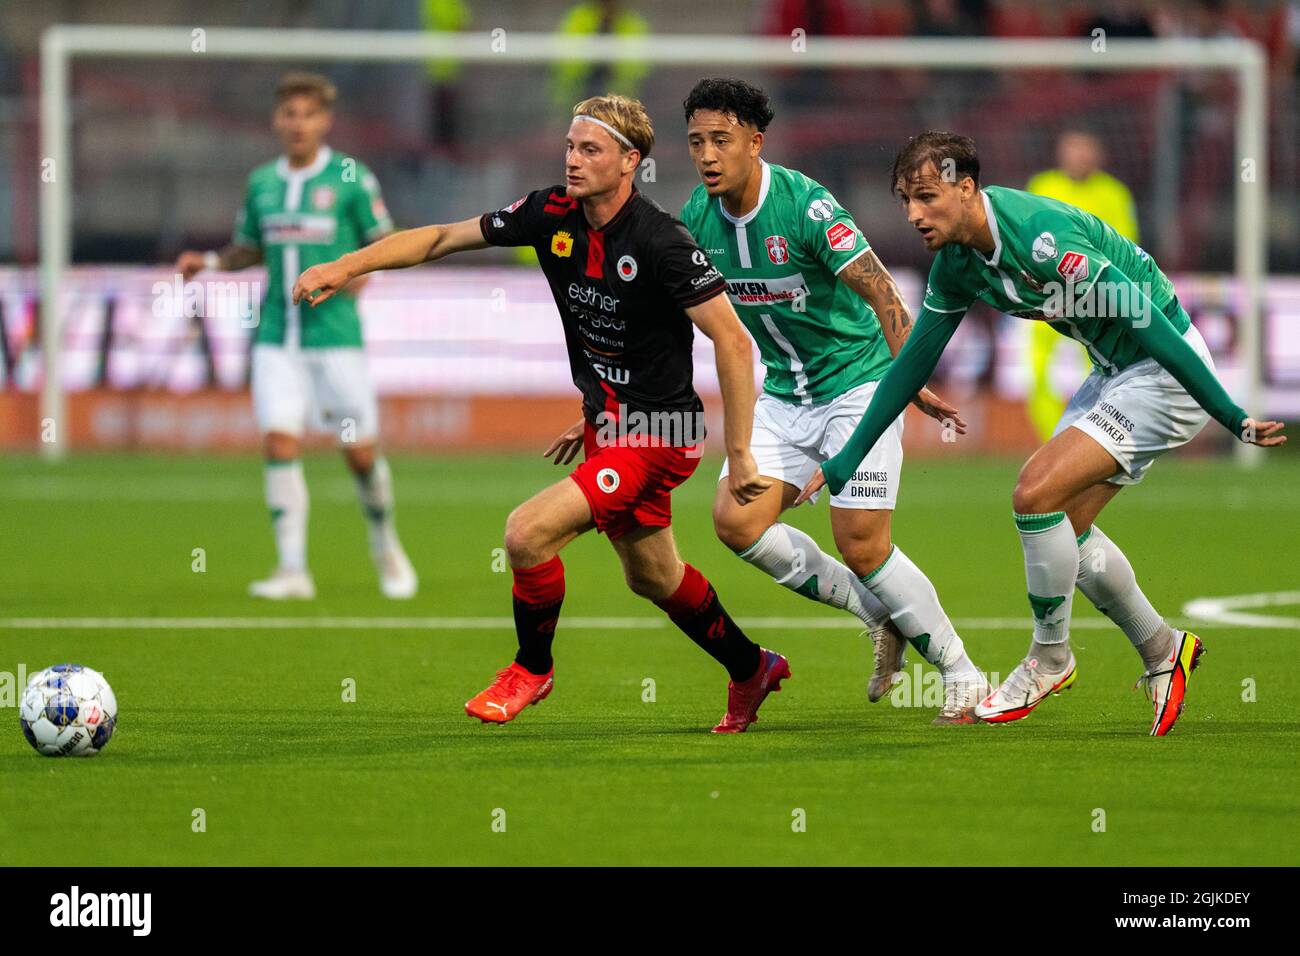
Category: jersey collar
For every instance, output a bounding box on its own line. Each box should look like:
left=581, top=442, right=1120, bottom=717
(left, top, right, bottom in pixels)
left=583, top=185, right=639, bottom=233
left=718, top=159, right=771, bottom=227
left=276, top=145, right=333, bottom=181
left=973, top=188, right=1004, bottom=268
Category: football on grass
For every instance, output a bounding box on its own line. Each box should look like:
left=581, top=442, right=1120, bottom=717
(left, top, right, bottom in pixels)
left=20, top=664, right=118, bottom=757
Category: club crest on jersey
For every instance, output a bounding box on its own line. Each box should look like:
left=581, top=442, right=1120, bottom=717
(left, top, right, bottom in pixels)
left=825, top=222, right=857, bottom=252
left=596, top=468, right=620, bottom=493
left=1031, top=231, right=1058, bottom=263
left=311, top=186, right=335, bottom=211
left=765, top=235, right=789, bottom=265
left=617, top=255, right=638, bottom=281
left=806, top=198, right=834, bottom=221
left=551, top=231, right=574, bottom=257
left=1057, top=250, right=1090, bottom=282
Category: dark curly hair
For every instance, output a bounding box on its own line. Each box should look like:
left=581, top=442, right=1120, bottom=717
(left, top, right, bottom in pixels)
left=683, top=78, right=774, bottom=132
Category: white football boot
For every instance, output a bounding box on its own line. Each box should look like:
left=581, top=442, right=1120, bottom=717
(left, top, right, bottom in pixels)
left=248, top=568, right=316, bottom=600
left=933, top=672, right=992, bottom=725
left=866, top=623, right=907, bottom=702
left=376, top=546, right=418, bottom=600
left=973, top=652, right=1077, bottom=723
left=1136, top=630, right=1206, bottom=736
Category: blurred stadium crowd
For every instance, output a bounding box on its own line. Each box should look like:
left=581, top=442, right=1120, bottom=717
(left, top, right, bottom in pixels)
left=0, top=0, right=1296, bottom=273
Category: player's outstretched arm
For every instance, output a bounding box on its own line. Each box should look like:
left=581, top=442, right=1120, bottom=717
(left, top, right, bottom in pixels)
left=1112, top=273, right=1285, bottom=446
left=686, top=294, right=771, bottom=505
left=837, top=249, right=966, bottom=433
left=174, top=244, right=261, bottom=281
left=293, top=216, right=489, bottom=307
left=796, top=305, right=964, bottom=505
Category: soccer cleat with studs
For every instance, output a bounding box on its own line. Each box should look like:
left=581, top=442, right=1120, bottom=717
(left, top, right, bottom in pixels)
left=933, top=672, right=992, bottom=725
left=465, top=662, right=554, bottom=724
left=712, top=648, right=791, bottom=734
left=1136, top=630, right=1205, bottom=737
left=973, top=653, right=1077, bottom=723
left=866, top=623, right=908, bottom=703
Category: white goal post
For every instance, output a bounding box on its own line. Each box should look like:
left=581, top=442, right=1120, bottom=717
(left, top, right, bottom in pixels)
left=39, top=26, right=1269, bottom=462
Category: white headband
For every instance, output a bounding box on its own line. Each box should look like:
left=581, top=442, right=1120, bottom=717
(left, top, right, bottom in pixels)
left=573, top=114, right=637, bottom=152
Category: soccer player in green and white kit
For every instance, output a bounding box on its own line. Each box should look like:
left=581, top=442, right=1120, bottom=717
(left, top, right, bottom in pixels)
left=176, top=73, right=416, bottom=600
left=680, top=79, right=990, bottom=723
left=798, top=131, right=1287, bottom=735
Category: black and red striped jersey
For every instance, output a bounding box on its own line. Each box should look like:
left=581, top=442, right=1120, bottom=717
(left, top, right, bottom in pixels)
left=479, top=185, right=726, bottom=442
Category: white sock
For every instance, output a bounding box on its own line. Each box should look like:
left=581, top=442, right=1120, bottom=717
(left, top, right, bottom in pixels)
left=1015, top=511, right=1077, bottom=668
left=859, top=546, right=979, bottom=682
left=1076, top=526, right=1175, bottom=669
left=355, top=456, right=400, bottom=557
left=738, top=523, right=892, bottom=630
left=265, top=460, right=308, bottom=573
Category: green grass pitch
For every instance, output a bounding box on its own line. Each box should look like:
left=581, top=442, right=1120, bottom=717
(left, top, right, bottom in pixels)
left=0, top=450, right=1297, bottom=866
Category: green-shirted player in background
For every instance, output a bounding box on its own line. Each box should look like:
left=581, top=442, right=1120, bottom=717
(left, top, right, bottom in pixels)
left=798, top=131, right=1287, bottom=735
left=176, top=73, right=417, bottom=601
left=680, top=79, right=990, bottom=724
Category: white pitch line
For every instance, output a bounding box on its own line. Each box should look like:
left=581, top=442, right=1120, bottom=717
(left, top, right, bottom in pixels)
left=1183, top=591, right=1300, bottom=629
left=0, top=615, right=1141, bottom=631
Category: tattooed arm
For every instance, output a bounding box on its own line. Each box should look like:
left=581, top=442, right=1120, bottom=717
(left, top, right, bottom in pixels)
left=837, top=249, right=966, bottom=431
left=838, top=249, right=915, bottom=357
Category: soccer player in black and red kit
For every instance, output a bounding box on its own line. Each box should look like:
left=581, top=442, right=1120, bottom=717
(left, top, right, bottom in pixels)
left=292, top=95, right=790, bottom=733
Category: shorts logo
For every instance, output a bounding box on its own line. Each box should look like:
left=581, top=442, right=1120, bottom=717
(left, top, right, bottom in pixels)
left=311, top=186, right=335, bottom=211
left=765, top=235, right=789, bottom=265
left=551, top=231, right=574, bottom=257
left=1031, top=231, right=1057, bottom=262
left=617, top=255, right=638, bottom=280
left=806, top=199, right=834, bottom=221
left=1056, top=250, right=1090, bottom=282
left=596, top=468, right=620, bottom=493
left=504, top=196, right=527, bottom=213
left=825, top=222, right=857, bottom=252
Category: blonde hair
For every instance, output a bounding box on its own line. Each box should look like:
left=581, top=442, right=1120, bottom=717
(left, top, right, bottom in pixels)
left=572, top=94, right=654, bottom=158
left=275, top=72, right=337, bottom=109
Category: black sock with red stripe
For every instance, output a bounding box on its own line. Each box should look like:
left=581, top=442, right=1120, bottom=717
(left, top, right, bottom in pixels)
left=512, top=556, right=565, bottom=675
left=655, top=564, right=761, bottom=682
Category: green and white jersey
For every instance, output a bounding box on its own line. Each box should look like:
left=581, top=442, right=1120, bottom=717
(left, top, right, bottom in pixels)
left=680, top=160, right=893, bottom=404
left=922, top=185, right=1187, bottom=375
left=234, top=146, right=394, bottom=349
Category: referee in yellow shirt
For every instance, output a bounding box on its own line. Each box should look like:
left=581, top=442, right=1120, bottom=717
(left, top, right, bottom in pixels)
left=1025, top=130, right=1140, bottom=439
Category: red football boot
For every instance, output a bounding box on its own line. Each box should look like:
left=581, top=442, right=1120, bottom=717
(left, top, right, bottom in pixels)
left=465, top=662, right=554, bottom=724
left=712, top=648, right=791, bottom=734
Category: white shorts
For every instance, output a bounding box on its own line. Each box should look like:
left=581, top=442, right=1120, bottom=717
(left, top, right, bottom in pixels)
left=251, top=344, right=379, bottom=443
left=720, top=379, right=905, bottom=510
left=1053, top=324, right=1213, bottom=485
